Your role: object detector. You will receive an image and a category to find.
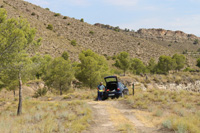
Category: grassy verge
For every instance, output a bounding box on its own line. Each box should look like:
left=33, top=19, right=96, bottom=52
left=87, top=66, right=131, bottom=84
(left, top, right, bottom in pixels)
left=123, top=88, right=200, bottom=133
left=0, top=99, right=92, bottom=133
left=63, top=88, right=97, bottom=100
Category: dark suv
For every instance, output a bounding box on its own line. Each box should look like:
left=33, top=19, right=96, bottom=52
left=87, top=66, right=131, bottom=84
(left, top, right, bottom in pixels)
left=103, top=76, right=129, bottom=99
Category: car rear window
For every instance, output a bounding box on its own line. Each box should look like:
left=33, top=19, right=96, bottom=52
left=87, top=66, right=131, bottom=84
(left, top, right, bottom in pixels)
left=105, top=78, right=117, bottom=82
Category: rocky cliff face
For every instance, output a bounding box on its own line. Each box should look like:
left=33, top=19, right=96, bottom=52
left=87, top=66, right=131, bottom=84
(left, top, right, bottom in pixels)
left=135, top=28, right=200, bottom=43
left=94, top=23, right=200, bottom=43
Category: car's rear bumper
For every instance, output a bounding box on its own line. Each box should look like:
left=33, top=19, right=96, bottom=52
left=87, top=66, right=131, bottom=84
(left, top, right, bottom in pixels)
left=103, top=91, right=121, bottom=98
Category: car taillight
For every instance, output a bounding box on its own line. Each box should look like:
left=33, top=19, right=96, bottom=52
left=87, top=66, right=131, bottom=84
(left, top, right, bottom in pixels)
left=107, top=89, right=110, bottom=91
left=117, top=88, right=120, bottom=91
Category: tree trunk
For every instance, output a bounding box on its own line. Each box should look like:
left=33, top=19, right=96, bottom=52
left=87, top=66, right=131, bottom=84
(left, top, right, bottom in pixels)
left=60, top=84, right=62, bottom=95
left=17, top=72, right=22, bottom=116
left=13, top=90, right=15, bottom=97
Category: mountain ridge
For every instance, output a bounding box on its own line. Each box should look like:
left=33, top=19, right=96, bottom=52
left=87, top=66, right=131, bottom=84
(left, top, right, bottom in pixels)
left=0, top=0, right=198, bottom=67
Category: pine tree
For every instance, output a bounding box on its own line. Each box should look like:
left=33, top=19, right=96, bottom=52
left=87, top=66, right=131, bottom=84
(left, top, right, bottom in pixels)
left=114, top=52, right=130, bottom=76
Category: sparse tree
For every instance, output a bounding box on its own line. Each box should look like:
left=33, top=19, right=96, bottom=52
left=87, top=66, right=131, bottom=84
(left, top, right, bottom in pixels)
left=172, top=54, right=186, bottom=70
left=76, top=49, right=110, bottom=89
left=157, top=55, right=176, bottom=74
left=147, top=58, right=157, bottom=74
left=43, top=57, right=74, bottom=95
left=31, top=54, right=52, bottom=79
left=0, top=9, right=36, bottom=115
left=114, top=52, right=130, bottom=76
left=130, top=58, right=146, bottom=75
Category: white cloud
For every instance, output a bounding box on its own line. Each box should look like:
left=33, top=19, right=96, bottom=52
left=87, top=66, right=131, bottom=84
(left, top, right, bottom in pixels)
left=104, top=0, right=138, bottom=7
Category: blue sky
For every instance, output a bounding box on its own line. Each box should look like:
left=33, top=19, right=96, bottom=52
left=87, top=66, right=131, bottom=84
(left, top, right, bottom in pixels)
left=25, top=0, right=200, bottom=36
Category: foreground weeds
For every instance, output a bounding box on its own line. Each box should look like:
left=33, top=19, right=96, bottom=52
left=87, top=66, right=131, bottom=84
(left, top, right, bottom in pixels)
left=123, top=88, right=200, bottom=133
left=0, top=99, right=92, bottom=133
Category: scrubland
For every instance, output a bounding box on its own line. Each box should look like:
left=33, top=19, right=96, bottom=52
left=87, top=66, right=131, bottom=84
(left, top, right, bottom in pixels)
left=123, top=87, right=200, bottom=133
left=0, top=98, right=92, bottom=133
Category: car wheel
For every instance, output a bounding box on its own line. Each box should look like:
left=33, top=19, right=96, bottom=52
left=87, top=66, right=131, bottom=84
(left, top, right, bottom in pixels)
left=111, top=97, right=115, bottom=99
left=125, top=90, right=129, bottom=95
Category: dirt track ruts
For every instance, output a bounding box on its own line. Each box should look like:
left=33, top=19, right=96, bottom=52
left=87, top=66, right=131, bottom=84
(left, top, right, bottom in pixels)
left=82, top=100, right=171, bottom=133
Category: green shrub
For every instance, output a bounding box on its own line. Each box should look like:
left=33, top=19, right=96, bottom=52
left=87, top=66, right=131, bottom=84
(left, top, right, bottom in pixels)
left=33, top=87, right=48, bottom=98
left=67, top=23, right=71, bottom=25
left=80, top=18, right=84, bottom=22
left=89, top=31, right=94, bottom=35
left=46, top=24, right=53, bottom=30
left=31, top=12, right=36, bottom=16
left=114, top=28, right=120, bottom=32
left=182, top=50, right=187, bottom=54
left=193, top=39, right=199, bottom=45
left=183, top=67, right=195, bottom=72
left=63, top=16, right=67, bottom=19
left=71, top=40, right=77, bottom=46
left=162, top=120, right=172, bottom=129
left=54, top=13, right=61, bottom=17
left=197, top=58, right=200, bottom=68
left=45, top=8, right=50, bottom=10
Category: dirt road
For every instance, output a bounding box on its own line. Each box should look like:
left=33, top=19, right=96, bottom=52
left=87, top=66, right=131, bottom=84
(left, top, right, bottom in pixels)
left=83, top=100, right=171, bottom=133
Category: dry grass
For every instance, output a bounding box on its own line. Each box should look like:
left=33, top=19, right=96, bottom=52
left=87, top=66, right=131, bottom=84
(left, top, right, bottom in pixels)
left=106, top=103, right=135, bottom=133
left=63, top=88, right=97, bottom=100
left=123, top=88, right=200, bottom=133
left=0, top=99, right=92, bottom=133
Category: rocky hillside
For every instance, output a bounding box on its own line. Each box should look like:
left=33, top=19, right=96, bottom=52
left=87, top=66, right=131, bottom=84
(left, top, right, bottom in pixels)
left=95, top=23, right=200, bottom=53
left=135, top=28, right=199, bottom=42
left=0, top=0, right=198, bottom=66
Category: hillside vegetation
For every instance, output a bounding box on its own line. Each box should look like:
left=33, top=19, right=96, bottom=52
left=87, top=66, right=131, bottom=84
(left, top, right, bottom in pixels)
left=0, top=0, right=182, bottom=63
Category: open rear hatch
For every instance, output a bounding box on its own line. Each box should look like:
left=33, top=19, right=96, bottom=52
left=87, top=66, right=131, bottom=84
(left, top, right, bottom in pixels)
left=104, top=76, right=118, bottom=91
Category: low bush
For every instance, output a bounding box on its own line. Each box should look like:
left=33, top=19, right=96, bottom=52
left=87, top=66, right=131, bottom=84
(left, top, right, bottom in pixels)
left=80, top=18, right=84, bottom=22
left=54, top=13, right=61, bottom=17
left=46, top=24, right=53, bottom=30
left=71, top=40, right=77, bottom=46
left=89, top=31, right=94, bottom=35
left=31, top=12, right=36, bottom=16
left=33, top=87, right=48, bottom=98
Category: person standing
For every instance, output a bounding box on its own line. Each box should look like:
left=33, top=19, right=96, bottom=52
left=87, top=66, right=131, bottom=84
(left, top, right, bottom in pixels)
left=132, top=82, right=135, bottom=95
left=97, top=82, right=105, bottom=101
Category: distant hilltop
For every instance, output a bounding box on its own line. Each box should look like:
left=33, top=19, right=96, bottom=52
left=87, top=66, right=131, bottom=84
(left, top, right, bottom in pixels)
left=94, top=23, right=200, bottom=43
left=135, top=28, right=199, bottom=43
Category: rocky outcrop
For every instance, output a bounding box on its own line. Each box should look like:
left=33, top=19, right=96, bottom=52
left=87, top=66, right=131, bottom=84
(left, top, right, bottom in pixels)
left=94, top=23, right=200, bottom=43
left=147, top=81, right=200, bottom=92
left=135, top=28, right=200, bottom=43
